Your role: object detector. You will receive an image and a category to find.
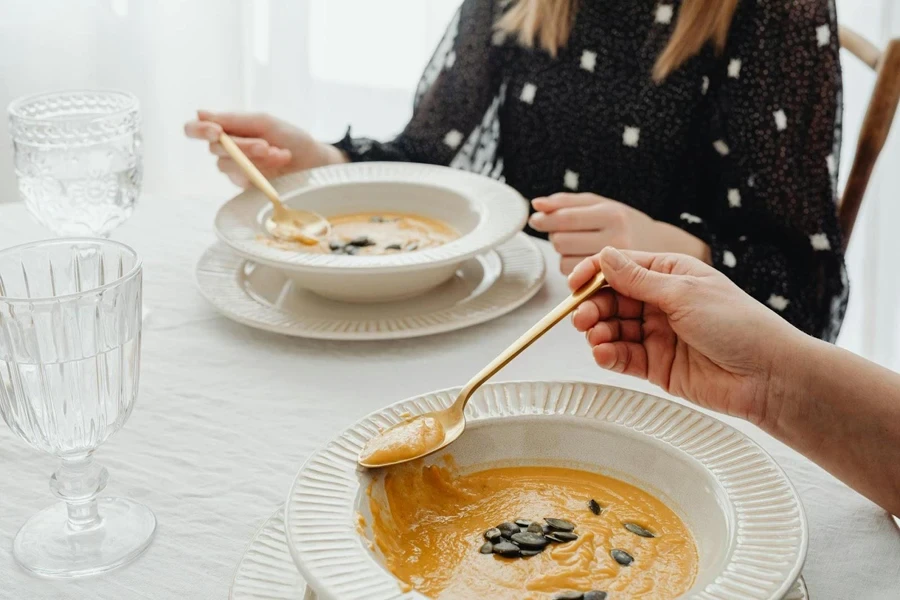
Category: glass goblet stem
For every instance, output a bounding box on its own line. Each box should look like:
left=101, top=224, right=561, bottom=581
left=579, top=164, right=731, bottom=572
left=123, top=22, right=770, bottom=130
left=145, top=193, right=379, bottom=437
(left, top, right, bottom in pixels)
left=49, top=454, right=109, bottom=532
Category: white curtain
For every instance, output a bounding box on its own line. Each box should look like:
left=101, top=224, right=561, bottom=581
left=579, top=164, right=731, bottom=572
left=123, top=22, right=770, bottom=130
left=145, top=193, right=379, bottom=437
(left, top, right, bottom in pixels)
left=0, top=0, right=898, bottom=365
left=0, top=0, right=460, bottom=202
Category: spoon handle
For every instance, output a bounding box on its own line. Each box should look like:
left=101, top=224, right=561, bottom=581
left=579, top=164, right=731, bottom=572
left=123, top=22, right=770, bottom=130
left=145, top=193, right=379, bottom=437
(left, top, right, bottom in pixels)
left=218, top=133, right=285, bottom=211
left=457, top=271, right=607, bottom=405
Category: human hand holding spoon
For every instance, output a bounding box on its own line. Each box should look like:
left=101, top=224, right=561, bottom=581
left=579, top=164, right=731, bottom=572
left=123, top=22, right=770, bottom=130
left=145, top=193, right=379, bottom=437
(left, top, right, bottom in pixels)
left=358, top=270, right=608, bottom=468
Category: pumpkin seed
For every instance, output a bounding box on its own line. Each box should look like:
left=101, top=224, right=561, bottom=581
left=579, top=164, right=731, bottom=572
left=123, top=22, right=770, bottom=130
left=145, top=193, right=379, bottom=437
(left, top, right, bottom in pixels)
left=479, top=542, right=493, bottom=554
left=349, top=236, right=374, bottom=247
left=549, top=531, right=578, bottom=542
left=342, top=245, right=359, bottom=255
left=492, top=541, right=520, bottom=557
left=520, top=549, right=542, bottom=557
left=611, top=549, right=634, bottom=566
left=624, top=522, right=655, bottom=538
left=588, top=499, right=602, bottom=515
left=385, top=243, right=402, bottom=251
left=510, top=532, right=549, bottom=549
left=405, top=242, right=419, bottom=251
left=515, top=519, right=532, bottom=527
left=544, top=518, right=576, bottom=532
left=328, top=241, right=343, bottom=252
left=497, top=522, right=520, bottom=538
left=553, top=592, right=584, bottom=600
left=526, top=523, right=544, bottom=534
left=584, top=592, right=608, bottom=600
left=483, top=528, right=502, bottom=542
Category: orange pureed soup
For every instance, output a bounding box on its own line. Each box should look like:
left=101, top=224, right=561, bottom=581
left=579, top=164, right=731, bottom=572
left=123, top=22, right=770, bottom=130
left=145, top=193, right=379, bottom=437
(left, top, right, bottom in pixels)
left=263, top=212, right=459, bottom=255
left=366, top=461, right=697, bottom=599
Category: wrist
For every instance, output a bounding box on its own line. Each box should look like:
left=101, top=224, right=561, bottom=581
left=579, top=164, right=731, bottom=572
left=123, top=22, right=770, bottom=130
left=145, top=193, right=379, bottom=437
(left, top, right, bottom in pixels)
left=756, top=330, right=823, bottom=435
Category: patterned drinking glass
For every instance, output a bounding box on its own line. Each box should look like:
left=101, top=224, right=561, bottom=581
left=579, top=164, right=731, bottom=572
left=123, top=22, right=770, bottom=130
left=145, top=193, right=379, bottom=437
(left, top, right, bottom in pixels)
left=8, top=90, right=142, bottom=238
left=0, top=238, right=155, bottom=577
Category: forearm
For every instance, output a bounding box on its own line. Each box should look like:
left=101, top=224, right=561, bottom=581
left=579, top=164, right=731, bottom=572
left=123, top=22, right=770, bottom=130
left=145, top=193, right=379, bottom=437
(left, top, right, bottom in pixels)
left=764, top=336, right=900, bottom=514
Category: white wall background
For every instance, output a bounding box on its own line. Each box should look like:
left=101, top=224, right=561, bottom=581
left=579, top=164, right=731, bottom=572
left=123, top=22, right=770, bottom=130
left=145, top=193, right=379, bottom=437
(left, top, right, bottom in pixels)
left=0, top=0, right=898, bottom=366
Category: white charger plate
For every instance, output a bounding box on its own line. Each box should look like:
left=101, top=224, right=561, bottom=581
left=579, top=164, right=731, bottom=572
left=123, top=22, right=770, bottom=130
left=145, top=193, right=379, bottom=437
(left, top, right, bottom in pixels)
left=196, top=233, right=545, bottom=341
left=285, top=381, right=809, bottom=600
left=230, top=507, right=809, bottom=600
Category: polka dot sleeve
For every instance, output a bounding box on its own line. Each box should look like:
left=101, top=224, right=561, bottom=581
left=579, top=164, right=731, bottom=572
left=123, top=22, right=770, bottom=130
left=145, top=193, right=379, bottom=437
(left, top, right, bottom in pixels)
left=678, top=0, right=848, bottom=341
left=334, top=0, right=501, bottom=167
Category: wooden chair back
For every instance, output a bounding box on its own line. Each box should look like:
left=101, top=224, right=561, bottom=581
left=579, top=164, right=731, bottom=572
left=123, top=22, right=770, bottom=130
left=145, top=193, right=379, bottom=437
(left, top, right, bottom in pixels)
left=838, top=26, right=900, bottom=250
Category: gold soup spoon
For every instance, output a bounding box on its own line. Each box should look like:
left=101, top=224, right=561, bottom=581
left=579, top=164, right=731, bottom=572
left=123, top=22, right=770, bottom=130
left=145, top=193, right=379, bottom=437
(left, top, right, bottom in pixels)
left=358, top=270, right=608, bottom=469
left=218, top=133, right=331, bottom=245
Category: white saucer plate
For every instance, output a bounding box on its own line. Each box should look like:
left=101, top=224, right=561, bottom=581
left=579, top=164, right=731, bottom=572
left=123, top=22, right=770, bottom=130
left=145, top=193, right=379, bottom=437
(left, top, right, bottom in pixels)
left=230, top=507, right=808, bottom=600
left=196, top=233, right=546, bottom=341
left=230, top=507, right=312, bottom=600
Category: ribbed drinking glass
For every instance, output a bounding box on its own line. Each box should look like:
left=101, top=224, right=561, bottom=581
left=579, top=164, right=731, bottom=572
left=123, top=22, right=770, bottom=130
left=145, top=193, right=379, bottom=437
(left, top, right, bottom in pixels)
left=0, top=238, right=155, bottom=577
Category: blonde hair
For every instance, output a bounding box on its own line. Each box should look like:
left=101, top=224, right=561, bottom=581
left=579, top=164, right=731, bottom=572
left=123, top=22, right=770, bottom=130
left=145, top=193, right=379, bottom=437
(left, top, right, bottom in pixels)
left=495, top=0, right=741, bottom=81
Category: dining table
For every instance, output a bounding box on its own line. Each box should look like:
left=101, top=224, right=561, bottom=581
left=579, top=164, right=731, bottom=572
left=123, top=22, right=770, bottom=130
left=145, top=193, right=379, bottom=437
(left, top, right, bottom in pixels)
left=0, top=195, right=898, bottom=600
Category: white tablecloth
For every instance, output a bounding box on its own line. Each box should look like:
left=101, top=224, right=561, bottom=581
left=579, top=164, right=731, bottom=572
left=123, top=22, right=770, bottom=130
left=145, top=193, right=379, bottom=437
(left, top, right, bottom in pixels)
left=1, top=198, right=898, bottom=600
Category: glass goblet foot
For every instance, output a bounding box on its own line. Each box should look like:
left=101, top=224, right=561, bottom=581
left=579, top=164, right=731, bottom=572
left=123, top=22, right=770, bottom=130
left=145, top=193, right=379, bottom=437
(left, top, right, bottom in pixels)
left=13, top=497, right=156, bottom=578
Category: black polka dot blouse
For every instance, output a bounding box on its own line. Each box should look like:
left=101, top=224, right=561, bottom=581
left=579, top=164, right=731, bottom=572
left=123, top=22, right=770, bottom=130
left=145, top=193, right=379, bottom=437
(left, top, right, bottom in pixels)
left=334, top=0, right=848, bottom=341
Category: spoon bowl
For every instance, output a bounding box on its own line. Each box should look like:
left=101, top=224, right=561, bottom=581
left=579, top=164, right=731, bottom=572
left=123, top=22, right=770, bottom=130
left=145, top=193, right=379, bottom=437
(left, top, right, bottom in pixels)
left=358, top=270, right=608, bottom=469
left=264, top=201, right=330, bottom=244
left=357, top=404, right=465, bottom=469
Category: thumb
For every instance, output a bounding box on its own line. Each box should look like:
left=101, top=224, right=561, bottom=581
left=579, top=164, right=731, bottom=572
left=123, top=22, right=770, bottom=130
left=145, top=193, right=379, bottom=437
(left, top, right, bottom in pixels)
left=598, top=247, right=674, bottom=306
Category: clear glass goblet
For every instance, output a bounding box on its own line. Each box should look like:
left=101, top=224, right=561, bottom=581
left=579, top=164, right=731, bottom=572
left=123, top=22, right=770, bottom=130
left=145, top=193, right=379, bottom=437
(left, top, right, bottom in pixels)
left=0, top=238, right=156, bottom=578
left=9, top=90, right=150, bottom=321
left=8, top=90, right=142, bottom=238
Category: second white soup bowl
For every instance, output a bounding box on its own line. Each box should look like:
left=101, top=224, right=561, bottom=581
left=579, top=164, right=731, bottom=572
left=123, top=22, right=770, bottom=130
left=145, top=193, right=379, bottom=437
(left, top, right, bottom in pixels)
left=214, top=163, right=529, bottom=303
